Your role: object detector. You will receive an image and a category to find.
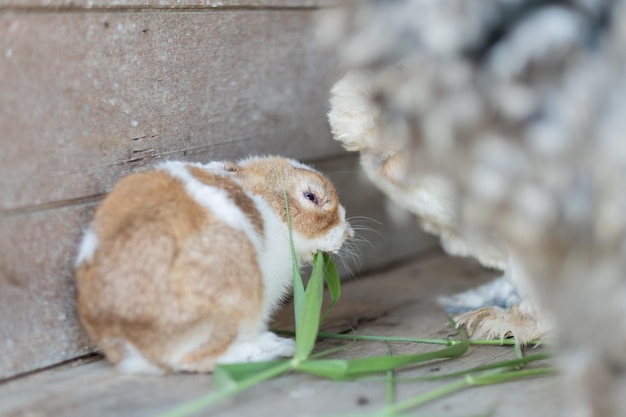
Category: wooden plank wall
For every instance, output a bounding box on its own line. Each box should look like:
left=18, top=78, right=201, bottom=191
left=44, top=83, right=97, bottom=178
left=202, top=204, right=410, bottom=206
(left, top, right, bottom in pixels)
left=0, top=0, right=436, bottom=380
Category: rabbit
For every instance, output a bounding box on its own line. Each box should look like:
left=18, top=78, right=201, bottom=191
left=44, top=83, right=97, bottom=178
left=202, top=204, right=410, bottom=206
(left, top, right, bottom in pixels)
left=75, top=156, right=353, bottom=374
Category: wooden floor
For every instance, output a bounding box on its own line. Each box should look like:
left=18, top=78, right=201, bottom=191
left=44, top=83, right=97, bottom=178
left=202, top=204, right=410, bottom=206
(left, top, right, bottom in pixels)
left=0, top=251, right=563, bottom=417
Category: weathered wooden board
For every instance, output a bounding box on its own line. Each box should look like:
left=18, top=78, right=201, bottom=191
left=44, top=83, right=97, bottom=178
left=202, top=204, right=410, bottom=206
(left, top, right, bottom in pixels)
left=0, top=204, right=99, bottom=381
left=0, top=253, right=561, bottom=417
left=0, top=10, right=343, bottom=213
left=0, top=0, right=348, bottom=9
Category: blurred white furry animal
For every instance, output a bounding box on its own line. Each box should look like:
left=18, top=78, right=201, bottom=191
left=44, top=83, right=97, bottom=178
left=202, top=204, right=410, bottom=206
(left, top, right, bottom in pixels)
left=323, top=1, right=626, bottom=416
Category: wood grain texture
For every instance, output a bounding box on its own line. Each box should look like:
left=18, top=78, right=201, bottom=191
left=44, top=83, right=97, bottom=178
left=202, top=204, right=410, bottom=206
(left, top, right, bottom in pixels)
left=0, top=254, right=560, bottom=417
left=0, top=204, right=99, bottom=380
left=0, top=153, right=435, bottom=380
left=0, top=0, right=348, bottom=9
left=0, top=10, right=342, bottom=214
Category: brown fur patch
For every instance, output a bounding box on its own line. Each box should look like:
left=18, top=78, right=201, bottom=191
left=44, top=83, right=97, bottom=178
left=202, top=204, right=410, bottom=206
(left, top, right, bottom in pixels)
left=289, top=167, right=341, bottom=239
left=234, top=157, right=342, bottom=240
left=76, top=168, right=264, bottom=372
left=188, top=166, right=264, bottom=237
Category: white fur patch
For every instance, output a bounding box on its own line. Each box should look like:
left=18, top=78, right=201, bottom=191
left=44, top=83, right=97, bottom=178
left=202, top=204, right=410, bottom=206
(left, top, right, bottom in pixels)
left=291, top=204, right=352, bottom=260
left=75, top=227, right=98, bottom=267
left=244, top=192, right=294, bottom=320
left=157, top=161, right=263, bottom=254
left=235, top=155, right=317, bottom=173
left=216, top=332, right=295, bottom=365
left=187, top=161, right=233, bottom=175
left=116, top=340, right=164, bottom=375
left=286, top=158, right=316, bottom=172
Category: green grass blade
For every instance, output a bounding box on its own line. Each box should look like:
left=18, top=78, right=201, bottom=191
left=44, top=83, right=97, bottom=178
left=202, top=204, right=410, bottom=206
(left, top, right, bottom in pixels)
left=273, top=330, right=455, bottom=346
left=310, top=340, right=359, bottom=359
left=389, top=367, right=557, bottom=414
left=467, top=367, right=558, bottom=386
left=295, top=339, right=468, bottom=380
left=345, top=341, right=468, bottom=376
left=513, top=339, right=523, bottom=359
left=292, top=266, right=305, bottom=329
left=213, top=366, right=237, bottom=391
left=392, top=378, right=470, bottom=414
left=294, top=358, right=351, bottom=378
left=400, top=352, right=553, bottom=381
left=158, top=361, right=293, bottom=417
left=385, top=343, right=396, bottom=406
left=283, top=188, right=305, bottom=329
left=296, top=314, right=469, bottom=380
left=468, top=339, right=545, bottom=346
left=321, top=253, right=341, bottom=322
left=213, top=359, right=288, bottom=387
left=294, top=251, right=326, bottom=361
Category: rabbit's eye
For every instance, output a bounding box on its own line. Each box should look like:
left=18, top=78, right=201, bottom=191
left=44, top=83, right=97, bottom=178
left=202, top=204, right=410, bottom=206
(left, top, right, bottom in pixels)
left=303, top=191, right=319, bottom=205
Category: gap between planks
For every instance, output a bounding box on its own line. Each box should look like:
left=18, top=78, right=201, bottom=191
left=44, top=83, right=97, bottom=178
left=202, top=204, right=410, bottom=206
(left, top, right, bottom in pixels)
left=0, top=151, right=355, bottom=218
left=0, top=5, right=330, bottom=14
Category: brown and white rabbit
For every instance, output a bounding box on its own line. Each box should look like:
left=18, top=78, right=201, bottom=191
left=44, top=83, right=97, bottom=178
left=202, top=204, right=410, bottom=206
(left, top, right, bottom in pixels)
left=75, top=156, right=353, bottom=374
